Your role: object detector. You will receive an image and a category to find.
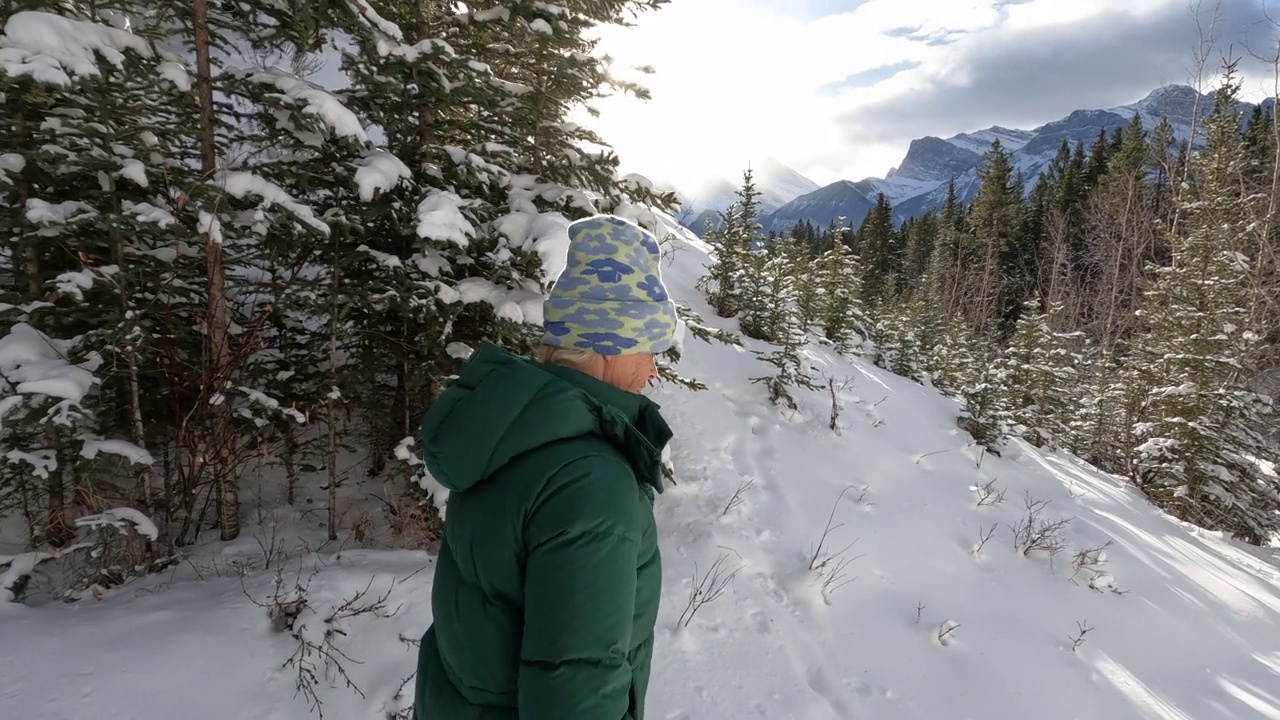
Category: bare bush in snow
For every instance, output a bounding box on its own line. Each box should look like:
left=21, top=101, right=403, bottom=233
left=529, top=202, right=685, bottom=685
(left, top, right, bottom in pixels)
left=808, top=486, right=863, bottom=596
left=973, top=478, right=1006, bottom=507
left=722, top=477, right=755, bottom=516
left=677, top=551, right=742, bottom=628
left=1070, top=619, right=1094, bottom=651
left=972, top=523, right=997, bottom=555
left=245, top=568, right=400, bottom=719
left=1008, top=493, right=1072, bottom=564
left=937, top=619, right=960, bottom=646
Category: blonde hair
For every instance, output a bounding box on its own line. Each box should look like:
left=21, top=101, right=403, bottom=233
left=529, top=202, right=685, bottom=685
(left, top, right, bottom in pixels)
left=535, top=345, right=596, bottom=368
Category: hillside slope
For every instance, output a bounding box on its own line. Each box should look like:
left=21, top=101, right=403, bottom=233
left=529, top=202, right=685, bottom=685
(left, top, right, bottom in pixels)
left=2, top=228, right=1279, bottom=720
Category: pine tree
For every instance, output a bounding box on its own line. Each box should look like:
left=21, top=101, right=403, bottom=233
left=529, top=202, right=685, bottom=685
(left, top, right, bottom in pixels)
left=855, top=192, right=900, bottom=310
left=996, top=299, right=1083, bottom=448
left=1066, top=346, right=1141, bottom=473
left=750, top=245, right=815, bottom=410
left=927, top=180, right=968, bottom=319
left=1085, top=127, right=1113, bottom=188
left=813, top=230, right=868, bottom=353
left=1129, top=69, right=1280, bottom=545
left=700, top=168, right=763, bottom=319
left=0, top=1, right=366, bottom=546
left=1088, top=111, right=1157, bottom=352
left=902, top=210, right=938, bottom=289
left=929, top=317, right=1009, bottom=450
left=963, top=139, right=1022, bottom=338
left=871, top=289, right=939, bottom=383
left=0, top=0, right=682, bottom=576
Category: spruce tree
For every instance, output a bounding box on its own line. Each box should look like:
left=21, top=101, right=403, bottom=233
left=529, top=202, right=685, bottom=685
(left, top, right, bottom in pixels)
left=964, top=139, right=1022, bottom=338
left=0, top=0, right=682, bottom=572
left=1130, top=70, right=1280, bottom=545
left=996, top=299, right=1083, bottom=448
left=1088, top=111, right=1156, bottom=352
left=855, top=192, right=900, bottom=309
left=750, top=240, right=815, bottom=410
left=700, top=168, right=762, bottom=319
left=813, top=230, right=868, bottom=353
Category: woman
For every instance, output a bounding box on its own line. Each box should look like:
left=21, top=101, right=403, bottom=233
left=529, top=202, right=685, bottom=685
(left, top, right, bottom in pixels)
left=413, top=214, right=677, bottom=720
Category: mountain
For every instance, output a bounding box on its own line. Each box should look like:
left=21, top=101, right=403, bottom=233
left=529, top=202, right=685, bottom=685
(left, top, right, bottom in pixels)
left=762, top=180, right=876, bottom=232
left=675, top=157, right=820, bottom=231
left=8, top=226, right=1279, bottom=720
left=759, top=84, right=1264, bottom=233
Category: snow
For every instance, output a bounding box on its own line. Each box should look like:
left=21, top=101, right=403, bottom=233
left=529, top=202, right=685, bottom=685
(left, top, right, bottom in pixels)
left=75, top=507, right=159, bottom=541
left=117, top=158, right=147, bottom=187
left=241, top=67, right=368, bottom=143
left=0, top=153, right=25, bottom=175
left=79, top=437, right=155, bottom=466
left=452, top=277, right=543, bottom=324
left=198, top=210, right=223, bottom=245
left=2, top=229, right=1279, bottom=720
left=493, top=209, right=572, bottom=283
left=473, top=7, right=512, bottom=22
left=24, top=198, right=97, bottom=225
left=121, top=200, right=177, bottom=228
left=947, top=125, right=1036, bottom=155
left=212, top=170, right=330, bottom=235
left=0, top=11, right=152, bottom=87
left=0, top=322, right=97, bottom=403
left=416, top=190, right=475, bottom=246
left=0, top=550, right=57, bottom=602
left=157, top=61, right=191, bottom=91
left=349, top=0, right=405, bottom=41
left=354, top=150, right=411, bottom=201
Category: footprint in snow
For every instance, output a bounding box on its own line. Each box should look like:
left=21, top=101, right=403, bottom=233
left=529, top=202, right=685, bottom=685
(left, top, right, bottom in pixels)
left=805, top=665, right=859, bottom=717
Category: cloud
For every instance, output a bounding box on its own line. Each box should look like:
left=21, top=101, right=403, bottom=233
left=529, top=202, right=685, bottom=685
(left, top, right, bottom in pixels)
left=836, top=0, right=1280, bottom=146
left=819, top=61, right=922, bottom=95
left=582, top=0, right=1280, bottom=190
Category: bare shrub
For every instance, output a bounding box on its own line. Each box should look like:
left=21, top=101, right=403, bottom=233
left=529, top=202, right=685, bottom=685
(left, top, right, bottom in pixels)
left=809, top=487, right=863, bottom=595
left=244, top=568, right=400, bottom=719
left=677, top=551, right=742, bottom=628
left=974, top=478, right=1006, bottom=507
left=1008, top=493, right=1072, bottom=564
left=722, top=477, right=755, bottom=516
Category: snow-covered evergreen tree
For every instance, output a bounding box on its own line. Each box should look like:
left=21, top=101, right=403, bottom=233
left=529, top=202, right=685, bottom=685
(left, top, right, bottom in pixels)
left=1129, top=71, right=1280, bottom=545
left=699, top=169, right=762, bottom=320
left=813, top=230, right=867, bottom=353
left=1, top=0, right=682, bottom=566
left=1066, top=345, right=1141, bottom=473
left=996, top=299, right=1083, bottom=448
left=750, top=240, right=814, bottom=410
left=872, top=287, right=940, bottom=384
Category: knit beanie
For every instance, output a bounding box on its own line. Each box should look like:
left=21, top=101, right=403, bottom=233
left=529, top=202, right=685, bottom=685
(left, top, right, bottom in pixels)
left=542, top=214, right=678, bottom=355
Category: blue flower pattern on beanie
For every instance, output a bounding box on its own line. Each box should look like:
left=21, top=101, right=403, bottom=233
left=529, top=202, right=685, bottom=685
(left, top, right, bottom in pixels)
left=542, top=215, right=678, bottom=355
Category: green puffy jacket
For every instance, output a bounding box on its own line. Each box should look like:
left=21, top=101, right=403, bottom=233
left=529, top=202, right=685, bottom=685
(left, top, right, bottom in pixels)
left=412, top=343, right=671, bottom=720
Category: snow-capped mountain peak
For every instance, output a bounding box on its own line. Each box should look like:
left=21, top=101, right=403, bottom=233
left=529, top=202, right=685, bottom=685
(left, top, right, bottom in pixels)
left=675, top=157, right=821, bottom=231
left=751, top=84, right=1272, bottom=234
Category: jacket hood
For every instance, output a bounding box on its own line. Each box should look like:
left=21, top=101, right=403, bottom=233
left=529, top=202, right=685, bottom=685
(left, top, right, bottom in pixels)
left=419, top=343, right=671, bottom=494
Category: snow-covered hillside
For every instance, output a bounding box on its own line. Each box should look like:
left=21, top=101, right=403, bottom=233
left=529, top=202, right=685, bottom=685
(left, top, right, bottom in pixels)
left=2, top=228, right=1279, bottom=720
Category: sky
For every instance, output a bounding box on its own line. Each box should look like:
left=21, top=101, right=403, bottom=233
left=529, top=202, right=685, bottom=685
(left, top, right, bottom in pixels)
left=580, top=0, right=1280, bottom=191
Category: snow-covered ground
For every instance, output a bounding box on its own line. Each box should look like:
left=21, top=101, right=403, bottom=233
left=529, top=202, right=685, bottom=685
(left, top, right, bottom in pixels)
left=3, top=229, right=1280, bottom=720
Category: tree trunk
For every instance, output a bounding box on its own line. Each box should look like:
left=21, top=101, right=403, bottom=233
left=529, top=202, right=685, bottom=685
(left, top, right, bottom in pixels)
left=327, top=267, right=341, bottom=542
left=284, top=428, right=299, bottom=505
left=193, top=0, right=239, bottom=540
